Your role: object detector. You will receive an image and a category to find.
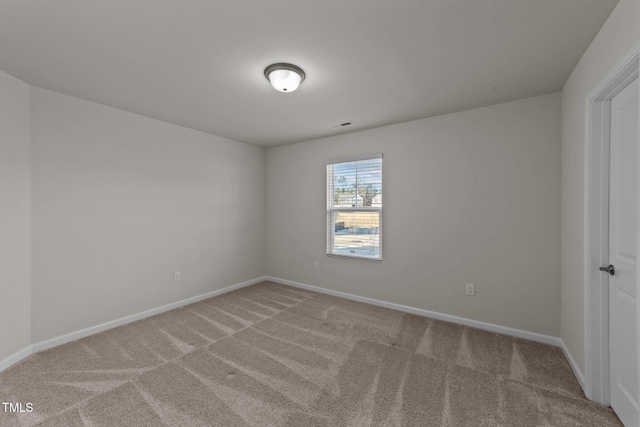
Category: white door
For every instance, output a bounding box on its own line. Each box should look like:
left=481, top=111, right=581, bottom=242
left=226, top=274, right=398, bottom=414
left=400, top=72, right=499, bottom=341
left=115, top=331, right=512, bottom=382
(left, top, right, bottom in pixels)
left=608, top=76, right=639, bottom=427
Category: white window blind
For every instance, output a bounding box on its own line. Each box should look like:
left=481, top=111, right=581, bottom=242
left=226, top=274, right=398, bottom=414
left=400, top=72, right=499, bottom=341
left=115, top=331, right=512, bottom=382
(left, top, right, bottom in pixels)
left=326, top=154, right=382, bottom=260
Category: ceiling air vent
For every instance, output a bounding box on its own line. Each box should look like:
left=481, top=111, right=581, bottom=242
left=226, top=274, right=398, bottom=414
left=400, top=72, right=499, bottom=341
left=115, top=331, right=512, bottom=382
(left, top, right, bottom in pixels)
left=329, top=121, right=354, bottom=130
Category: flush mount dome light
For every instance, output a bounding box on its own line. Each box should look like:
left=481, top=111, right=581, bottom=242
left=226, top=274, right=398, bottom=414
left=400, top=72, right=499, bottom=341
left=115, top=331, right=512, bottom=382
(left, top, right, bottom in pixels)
left=264, top=63, right=305, bottom=93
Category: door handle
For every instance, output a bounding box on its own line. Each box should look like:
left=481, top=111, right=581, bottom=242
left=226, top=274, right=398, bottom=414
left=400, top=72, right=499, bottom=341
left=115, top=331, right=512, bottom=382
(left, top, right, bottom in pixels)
left=599, top=264, right=615, bottom=275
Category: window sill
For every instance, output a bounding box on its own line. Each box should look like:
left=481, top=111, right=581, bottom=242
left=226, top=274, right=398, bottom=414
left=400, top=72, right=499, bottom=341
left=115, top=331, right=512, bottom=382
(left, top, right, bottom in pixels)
left=326, top=253, right=382, bottom=262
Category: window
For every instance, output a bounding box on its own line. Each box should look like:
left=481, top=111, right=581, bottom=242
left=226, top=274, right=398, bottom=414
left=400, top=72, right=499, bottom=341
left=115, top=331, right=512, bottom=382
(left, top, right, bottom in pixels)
left=326, top=154, right=382, bottom=260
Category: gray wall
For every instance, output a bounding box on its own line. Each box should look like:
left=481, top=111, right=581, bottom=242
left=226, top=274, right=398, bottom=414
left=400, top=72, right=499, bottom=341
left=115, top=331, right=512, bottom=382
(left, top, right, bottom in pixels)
left=30, top=87, right=266, bottom=343
left=267, top=93, right=562, bottom=336
left=0, top=69, right=32, bottom=361
left=560, top=0, right=640, bottom=374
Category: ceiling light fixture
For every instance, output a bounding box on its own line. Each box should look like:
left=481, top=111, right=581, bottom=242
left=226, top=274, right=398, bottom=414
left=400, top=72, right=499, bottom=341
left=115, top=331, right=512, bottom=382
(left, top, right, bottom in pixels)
left=264, top=63, right=305, bottom=93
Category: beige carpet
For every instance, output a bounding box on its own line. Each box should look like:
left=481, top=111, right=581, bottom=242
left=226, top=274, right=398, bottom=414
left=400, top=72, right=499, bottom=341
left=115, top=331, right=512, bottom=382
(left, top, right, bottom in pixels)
left=0, top=281, right=621, bottom=426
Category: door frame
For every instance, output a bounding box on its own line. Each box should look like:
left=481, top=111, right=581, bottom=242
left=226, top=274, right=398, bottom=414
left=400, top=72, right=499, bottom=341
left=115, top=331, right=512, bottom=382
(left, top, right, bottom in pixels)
left=585, top=41, right=640, bottom=405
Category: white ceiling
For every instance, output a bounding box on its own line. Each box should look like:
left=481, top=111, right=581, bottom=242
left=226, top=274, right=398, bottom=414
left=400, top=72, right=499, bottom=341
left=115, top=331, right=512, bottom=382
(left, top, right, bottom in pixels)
left=0, top=0, right=618, bottom=147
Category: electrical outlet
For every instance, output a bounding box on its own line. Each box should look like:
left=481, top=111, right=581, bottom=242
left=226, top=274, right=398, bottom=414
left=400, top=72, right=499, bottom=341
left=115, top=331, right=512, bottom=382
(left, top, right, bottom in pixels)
left=314, top=261, right=320, bottom=270
left=173, top=271, right=181, bottom=282
left=465, top=283, right=475, bottom=296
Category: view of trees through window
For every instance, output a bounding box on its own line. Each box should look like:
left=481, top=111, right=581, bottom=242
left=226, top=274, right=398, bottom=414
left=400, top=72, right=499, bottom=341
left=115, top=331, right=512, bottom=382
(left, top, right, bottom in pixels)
left=327, top=157, right=382, bottom=260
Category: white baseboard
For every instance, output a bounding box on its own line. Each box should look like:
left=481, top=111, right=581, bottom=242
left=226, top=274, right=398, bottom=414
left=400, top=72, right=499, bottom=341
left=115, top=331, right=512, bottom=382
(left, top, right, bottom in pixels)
left=1, top=276, right=266, bottom=373
left=266, top=276, right=561, bottom=346
left=31, top=276, right=267, bottom=353
left=268, top=277, right=591, bottom=391
left=0, top=346, right=33, bottom=373
left=2, top=274, right=588, bottom=397
left=559, top=339, right=586, bottom=392
left=267, top=276, right=591, bottom=395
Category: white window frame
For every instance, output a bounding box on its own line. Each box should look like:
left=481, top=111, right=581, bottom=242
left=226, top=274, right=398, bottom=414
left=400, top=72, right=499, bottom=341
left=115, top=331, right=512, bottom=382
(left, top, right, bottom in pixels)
left=326, top=153, right=382, bottom=261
